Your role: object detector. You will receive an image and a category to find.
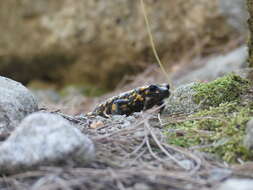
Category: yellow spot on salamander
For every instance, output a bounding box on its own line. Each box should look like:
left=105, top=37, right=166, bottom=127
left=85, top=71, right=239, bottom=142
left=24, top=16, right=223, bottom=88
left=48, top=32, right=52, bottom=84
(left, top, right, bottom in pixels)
left=135, top=94, right=144, bottom=101
left=112, top=103, right=117, bottom=111
left=140, top=87, right=147, bottom=91
left=98, top=104, right=104, bottom=108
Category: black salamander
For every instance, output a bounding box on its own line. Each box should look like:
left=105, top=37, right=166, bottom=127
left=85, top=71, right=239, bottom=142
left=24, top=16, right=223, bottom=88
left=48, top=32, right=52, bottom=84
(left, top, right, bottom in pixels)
left=87, top=84, right=170, bottom=118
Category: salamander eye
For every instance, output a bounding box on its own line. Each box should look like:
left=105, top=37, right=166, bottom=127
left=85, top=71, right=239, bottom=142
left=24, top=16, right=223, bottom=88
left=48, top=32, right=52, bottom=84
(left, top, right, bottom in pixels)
left=166, top=84, right=170, bottom=90
left=149, top=85, right=157, bottom=92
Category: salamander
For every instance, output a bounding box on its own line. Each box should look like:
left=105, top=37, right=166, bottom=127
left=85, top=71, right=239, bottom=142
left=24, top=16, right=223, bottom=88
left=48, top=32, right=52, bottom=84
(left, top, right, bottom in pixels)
left=87, top=84, right=170, bottom=118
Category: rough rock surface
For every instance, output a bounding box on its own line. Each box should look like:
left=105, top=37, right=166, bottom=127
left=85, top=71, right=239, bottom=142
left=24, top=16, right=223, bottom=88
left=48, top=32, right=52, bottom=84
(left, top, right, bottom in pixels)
left=219, top=0, right=248, bottom=35
left=173, top=46, right=249, bottom=86
left=0, top=76, right=38, bottom=133
left=208, top=168, right=232, bottom=183
left=0, top=0, right=235, bottom=88
left=0, top=112, right=95, bottom=174
left=218, top=178, right=253, bottom=190
left=162, top=83, right=199, bottom=115
left=243, top=118, right=253, bottom=150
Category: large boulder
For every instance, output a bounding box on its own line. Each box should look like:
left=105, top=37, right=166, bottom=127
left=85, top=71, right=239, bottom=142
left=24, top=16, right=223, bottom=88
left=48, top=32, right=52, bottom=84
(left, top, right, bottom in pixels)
left=0, top=0, right=235, bottom=89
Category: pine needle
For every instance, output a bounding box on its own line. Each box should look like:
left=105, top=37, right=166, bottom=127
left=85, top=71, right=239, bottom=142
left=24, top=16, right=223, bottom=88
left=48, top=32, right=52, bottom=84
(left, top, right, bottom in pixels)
left=140, top=0, right=171, bottom=84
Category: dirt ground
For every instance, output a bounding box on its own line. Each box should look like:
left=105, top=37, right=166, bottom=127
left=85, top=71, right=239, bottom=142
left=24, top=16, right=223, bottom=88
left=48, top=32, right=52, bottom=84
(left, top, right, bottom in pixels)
left=0, top=106, right=252, bottom=190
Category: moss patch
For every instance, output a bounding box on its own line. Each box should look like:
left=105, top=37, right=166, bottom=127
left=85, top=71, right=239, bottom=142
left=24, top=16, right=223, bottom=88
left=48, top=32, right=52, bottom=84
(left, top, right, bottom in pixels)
left=164, top=74, right=253, bottom=163
left=192, top=73, right=250, bottom=108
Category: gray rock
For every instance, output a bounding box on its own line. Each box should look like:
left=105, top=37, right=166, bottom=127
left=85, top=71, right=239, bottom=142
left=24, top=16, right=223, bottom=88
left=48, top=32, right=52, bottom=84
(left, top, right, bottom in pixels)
left=243, top=118, right=253, bottom=150
left=219, top=0, right=248, bottom=35
left=162, top=83, right=199, bottom=115
left=0, top=76, right=38, bottom=133
left=0, top=112, right=95, bottom=174
left=218, top=178, right=253, bottom=190
left=208, top=168, right=232, bottom=182
left=174, top=46, right=249, bottom=86
left=178, top=159, right=195, bottom=171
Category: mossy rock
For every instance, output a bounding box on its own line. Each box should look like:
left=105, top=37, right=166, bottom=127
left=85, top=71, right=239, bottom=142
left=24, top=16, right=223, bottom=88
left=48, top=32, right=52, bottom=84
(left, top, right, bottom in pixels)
left=163, top=73, right=253, bottom=163
left=163, top=73, right=250, bottom=115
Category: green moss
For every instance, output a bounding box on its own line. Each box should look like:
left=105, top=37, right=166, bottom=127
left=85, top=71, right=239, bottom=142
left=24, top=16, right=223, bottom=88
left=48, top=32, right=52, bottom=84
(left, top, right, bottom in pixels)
left=164, top=74, right=253, bottom=163
left=165, top=102, right=253, bottom=163
left=192, top=73, right=250, bottom=108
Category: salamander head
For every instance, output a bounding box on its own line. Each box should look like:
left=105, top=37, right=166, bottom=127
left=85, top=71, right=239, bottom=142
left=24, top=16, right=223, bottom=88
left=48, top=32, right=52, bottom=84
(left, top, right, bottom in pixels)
left=142, top=84, right=170, bottom=109
left=144, top=84, right=170, bottom=98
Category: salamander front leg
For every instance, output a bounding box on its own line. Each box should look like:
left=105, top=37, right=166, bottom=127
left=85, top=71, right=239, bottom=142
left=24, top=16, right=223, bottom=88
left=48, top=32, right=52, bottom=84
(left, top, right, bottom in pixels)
left=111, top=99, right=131, bottom=116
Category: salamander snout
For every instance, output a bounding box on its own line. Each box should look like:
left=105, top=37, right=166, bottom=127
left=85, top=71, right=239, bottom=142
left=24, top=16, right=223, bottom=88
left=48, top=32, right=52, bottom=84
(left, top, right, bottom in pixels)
left=147, top=84, right=170, bottom=98
left=159, top=84, right=170, bottom=98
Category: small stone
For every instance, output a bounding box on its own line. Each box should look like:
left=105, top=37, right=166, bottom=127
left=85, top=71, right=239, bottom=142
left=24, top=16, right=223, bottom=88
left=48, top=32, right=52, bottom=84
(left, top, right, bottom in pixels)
left=90, top=121, right=104, bottom=129
left=218, top=178, right=253, bottom=190
left=0, top=112, right=95, bottom=174
left=178, top=159, right=195, bottom=170
left=0, top=76, right=38, bottom=133
left=243, top=118, right=253, bottom=150
left=208, top=168, right=232, bottom=182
